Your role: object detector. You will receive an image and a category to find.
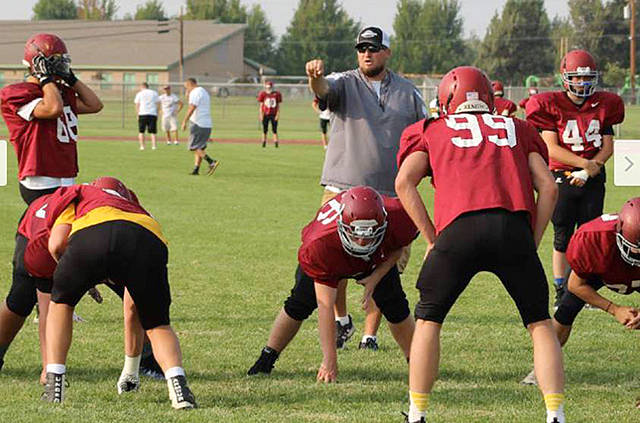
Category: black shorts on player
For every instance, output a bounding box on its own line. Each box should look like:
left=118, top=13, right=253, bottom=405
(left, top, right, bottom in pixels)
left=554, top=278, right=604, bottom=326
left=18, top=185, right=59, bottom=206
left=414, top=209, right=550, bottom=327
left=320, top=118, right=329, bottom=134
left=262, top=115, right=278, bottom=134
left=551, top=169, right=605, bottom=252
left=5, top=233, right=52, bottom=317
left=283, top=264, right=410, bottom=325
left=52, top=220, right=171, bottom=330
left=138, top=115, right=157, bottom=134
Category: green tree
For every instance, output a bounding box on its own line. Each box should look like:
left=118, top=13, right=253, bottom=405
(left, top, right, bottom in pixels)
left=276, top=0, right=359, bottom=75
left=244, top=5, right=276, bottom=66
left=134, top=0, right=167, bottom=20
left=32, top=0, right=77, bottom=19
left=568, top=0, right=606, bottom=55
left=550, top=15, right=574, bottom=68
left=391, top=0, right=424, bottom=73
left=186, top=0, right=246, bottom=22
left=77, top=0, right=118, bottom=20
left=476, top=0, right=554, bottom=84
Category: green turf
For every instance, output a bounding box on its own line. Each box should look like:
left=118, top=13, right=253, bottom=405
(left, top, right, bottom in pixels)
left=0, top=139, right=639, bottom=421
left=1, top=95, right=639, bottom=140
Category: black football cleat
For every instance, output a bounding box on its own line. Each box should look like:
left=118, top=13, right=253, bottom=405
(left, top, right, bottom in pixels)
left=401, top=411, right=425, bottom=423
left=553, top=284, right=565, bottom=310
left=41, top=372, right=65, bottom=403
left=359, top=338, right=379, bottom=351
left=167, top=375, right=197, bottom=409
left=140, top=354, right=164, bottom=380
left=336, top=314, right=355, bottom=349
left=247, top=346, right=279, bottom=375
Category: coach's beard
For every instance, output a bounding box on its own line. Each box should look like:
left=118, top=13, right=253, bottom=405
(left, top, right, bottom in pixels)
left=361, top=65, right=385, bottom=78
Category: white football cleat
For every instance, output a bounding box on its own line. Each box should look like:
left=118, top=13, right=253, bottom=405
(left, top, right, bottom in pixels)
left=117, top=373, right=140, bottom=394
left=520, top=369, right=538, bottom=385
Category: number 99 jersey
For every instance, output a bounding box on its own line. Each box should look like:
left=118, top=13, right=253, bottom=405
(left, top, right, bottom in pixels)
left=397, top=114, right=549, bottom=235
left=0, top=82, right=79, bottom=180
left=525, top=91, right=624, bottom=171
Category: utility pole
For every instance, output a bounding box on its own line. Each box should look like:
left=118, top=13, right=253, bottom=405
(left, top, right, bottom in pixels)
left=631, top=0, right=636, bottom=104
left=179, top=6, right=184, bottom=91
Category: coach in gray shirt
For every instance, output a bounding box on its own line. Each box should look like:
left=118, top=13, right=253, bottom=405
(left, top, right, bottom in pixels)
left=306, top=26, right=426, bottom=198
left=305, top=26, right=426, bottom=351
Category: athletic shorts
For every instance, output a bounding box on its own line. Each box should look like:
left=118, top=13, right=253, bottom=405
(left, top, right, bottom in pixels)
left=188, top=123, right=211, bottom=151
left=161, top=115, right=178, bottom=132
left=19, top=184, right=58, bottom=206
left=283, top=264, right=410, bottom=324
left=320, top=118, right=330, bottom=134
left=5, top=234, right=52, bottom=317
left=551, top=169, right=605, bottom=252
left=262, top=115, right=278, bottom=134
left=138, top=115, right=157, bottom=134
left=52, top=220, right=171, bottom=330
left=414, top=209, right=550, bottom=327
left=554, top=278, right=604, bottom=326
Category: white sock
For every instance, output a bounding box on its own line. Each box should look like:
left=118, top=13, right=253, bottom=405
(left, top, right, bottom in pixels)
left=547, top=406, right=565, bottom=423
left=361, top=335, right=377, bottom=343
left=336, top=315, right=350, bottom=326
left=46, top=363, right=66, bottom=374
left=122, top=354, right=141, bottom=377
left=164, top=366, right=186, bottom=379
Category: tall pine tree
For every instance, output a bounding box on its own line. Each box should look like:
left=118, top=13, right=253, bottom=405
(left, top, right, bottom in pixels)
left=244, top=5, right=277, bottom=66
left=476, top=0, right=554, bottom=84
left=276, top=0, right=359, bottom=75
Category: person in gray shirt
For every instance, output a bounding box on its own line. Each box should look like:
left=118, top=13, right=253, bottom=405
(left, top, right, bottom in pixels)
left=305, top=26, right=426, bottom=352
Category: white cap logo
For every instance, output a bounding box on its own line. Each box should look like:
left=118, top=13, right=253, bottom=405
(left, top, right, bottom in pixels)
left=360, top=30, right=377, bottom=39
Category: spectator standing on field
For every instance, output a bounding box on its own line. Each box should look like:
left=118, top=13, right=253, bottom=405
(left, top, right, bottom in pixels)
left=159, top=85, right=183, bottom=145
left=134, top=82, right=159, bottom=150
left=304, top=26, right=426, bottom=351
left=257, top=81, right=282, bottom=148
left=181, top=78, right=218, bottom=176
left=312, top=97, right=331, bottom=150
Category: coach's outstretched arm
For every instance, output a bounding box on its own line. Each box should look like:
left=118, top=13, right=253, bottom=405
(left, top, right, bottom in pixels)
left=528, top=152, right=558, bottom=248
left=305, top=59, right=329, bottom=99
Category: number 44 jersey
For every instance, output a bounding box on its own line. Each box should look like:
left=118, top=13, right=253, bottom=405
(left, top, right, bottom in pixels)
left=397, top=114, right=549, bottom=235
left=525, top=90, right=624, bottom=171
left=298, top=192, right=418, bottom=288
left=1, top=82, right=79, bottom=180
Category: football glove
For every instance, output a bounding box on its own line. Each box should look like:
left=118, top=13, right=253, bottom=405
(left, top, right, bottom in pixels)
left=54, top=64, right=78, bottom=87
left=31, top=53, right=54, bottom=86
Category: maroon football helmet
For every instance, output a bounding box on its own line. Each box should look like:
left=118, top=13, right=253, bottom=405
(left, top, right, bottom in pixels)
left=91, top=176, right=135, bottom=202
left=561, top=49, right=598, bottom=97
left=491, top=80, right=504, bottom=97
left=23, top=33, right=70, bottom=75
left=438, top=66, right=494, bottom=116
left=616, top=197, right=640, bottom=267
left=338, top=186, right=388, bottom=258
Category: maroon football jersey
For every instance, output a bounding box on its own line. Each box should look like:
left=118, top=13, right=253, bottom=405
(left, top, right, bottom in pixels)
left=566, top=215, right=640, bottom=294
left=518, top=97, right=530, bottom=110
left=257, top=91, right=282, bottom=116
left=525, top=91, right=624, bottom=171
left=494, top=97, right=517, bottom=116
left=18, top=192, right=58, bottom=279
left=1, top=82, right=79, bottom=180
left=398, top=113, right=548, bottom=234
left=298, top=193, right=418, bottom=288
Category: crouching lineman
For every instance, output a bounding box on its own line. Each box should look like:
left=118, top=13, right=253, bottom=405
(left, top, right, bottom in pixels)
left=395, top=66, right=565, bottom=423
left=37, top=182, right=195, bottom=409
left=522, top=199, right=640, bottom=400
left=248, top=186, right=417, bottom=382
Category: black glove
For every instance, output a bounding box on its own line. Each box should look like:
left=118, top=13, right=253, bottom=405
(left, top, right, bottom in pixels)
left=31, top=53, right=54, bottom=86
left=56, top=65, right=78, bottom=87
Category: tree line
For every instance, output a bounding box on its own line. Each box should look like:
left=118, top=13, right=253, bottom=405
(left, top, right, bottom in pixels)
left=32, top=0, right=638, bottom=85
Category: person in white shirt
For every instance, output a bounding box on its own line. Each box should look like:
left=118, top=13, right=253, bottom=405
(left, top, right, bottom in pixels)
left=181, top=77, right=218, bottom=175
left=133, top=82, right=160, bottom=150
left=159, top=85, right=183, bottom=145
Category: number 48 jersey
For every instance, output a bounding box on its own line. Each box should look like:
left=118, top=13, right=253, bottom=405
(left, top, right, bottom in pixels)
left=525, top=91, right=624, bottom=171
left=397, top=114, right=549, bottom=235
left=1, top=82, right=79, bottom=180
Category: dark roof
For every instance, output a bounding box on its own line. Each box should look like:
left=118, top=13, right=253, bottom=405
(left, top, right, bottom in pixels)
left=0, top=20, right=246, bottom=69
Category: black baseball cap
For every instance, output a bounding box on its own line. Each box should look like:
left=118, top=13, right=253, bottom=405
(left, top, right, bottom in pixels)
left=355, top=26, right=390, bottom=49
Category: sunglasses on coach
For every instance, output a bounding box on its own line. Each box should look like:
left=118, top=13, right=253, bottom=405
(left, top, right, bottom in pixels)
left=356, top=45, right=384, bottom=54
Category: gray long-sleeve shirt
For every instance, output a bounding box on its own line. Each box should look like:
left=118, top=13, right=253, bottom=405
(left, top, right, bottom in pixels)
left=320, top=68, right=426, bottom=196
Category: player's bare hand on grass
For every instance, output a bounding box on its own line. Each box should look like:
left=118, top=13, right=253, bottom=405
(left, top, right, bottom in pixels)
left=305, top=59, right=324, bottom=79
left=612, top=305, right=640, bottom=328
left=316, top=360, right=337, bottom=383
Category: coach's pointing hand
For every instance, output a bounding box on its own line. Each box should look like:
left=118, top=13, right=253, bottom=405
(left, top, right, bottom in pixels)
left=305, top=59, right=324, bottom=79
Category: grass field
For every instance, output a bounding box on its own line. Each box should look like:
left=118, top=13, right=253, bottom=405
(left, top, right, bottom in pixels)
left=0, top=112, right=640, bottom=421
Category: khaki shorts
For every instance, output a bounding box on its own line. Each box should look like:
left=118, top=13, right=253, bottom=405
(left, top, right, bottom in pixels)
left=321, top=188, right=412, bottom=273
left=162, top=115, right=178, bottom=132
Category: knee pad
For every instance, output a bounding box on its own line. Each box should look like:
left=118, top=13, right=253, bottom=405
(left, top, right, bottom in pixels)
left=6, top=270, right=37, bottom=317
left=283, top=266, right=317, bottom=321
left=283, top=294, right=316, bottom=321
left=552, top=225, right=573, bottom=252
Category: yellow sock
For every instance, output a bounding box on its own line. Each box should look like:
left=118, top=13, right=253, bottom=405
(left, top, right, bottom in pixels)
left=409, top=391, right=429, bottom=421
left=544, top=393, right=564, bottom=411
